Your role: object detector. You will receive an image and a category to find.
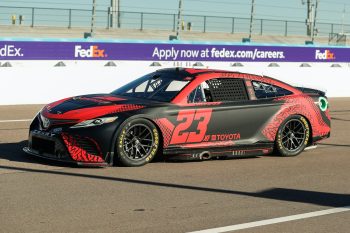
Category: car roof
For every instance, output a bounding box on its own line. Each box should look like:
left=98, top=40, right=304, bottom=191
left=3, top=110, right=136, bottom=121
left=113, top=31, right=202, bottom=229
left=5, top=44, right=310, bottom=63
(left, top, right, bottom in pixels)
left=158, top=68, right=301, bottom=105
left=155, top=68, right=297, bottom=93
left=155, top=67, right=242, bottom=78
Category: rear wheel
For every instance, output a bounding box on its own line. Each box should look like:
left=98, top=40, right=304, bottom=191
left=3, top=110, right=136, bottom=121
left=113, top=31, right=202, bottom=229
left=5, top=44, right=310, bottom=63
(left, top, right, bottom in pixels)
left=116, top=118, right=160, bottom=167
left=275, top=115, right=310, bottom=157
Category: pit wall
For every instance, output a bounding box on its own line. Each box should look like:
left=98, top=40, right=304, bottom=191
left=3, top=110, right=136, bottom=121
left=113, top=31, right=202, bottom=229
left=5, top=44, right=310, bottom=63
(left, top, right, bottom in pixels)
left=1, top=39, right=349, bottom=105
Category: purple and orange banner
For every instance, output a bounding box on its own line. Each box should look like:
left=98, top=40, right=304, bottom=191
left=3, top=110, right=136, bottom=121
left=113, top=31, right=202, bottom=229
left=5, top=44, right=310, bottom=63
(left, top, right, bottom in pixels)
left=0, top=40, right=348, bottom=62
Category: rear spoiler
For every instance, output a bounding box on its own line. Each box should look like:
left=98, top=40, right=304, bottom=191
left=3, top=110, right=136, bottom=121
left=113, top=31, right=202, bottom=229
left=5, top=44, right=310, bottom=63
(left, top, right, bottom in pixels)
left=295, top=87, right=326, bottom=97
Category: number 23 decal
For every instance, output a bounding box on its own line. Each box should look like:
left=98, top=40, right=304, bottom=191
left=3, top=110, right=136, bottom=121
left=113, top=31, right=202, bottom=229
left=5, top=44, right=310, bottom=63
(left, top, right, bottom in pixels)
left=170, top=108, right=212, bottom=144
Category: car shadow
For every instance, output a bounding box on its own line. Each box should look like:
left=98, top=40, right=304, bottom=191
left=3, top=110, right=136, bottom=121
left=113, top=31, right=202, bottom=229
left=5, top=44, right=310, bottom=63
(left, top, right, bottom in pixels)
left=0, top=141, right=263, bottom=167
left=330, top=110, right=350, bottom=113
left=319, top=143, right=350, bottom=148
left=0, top=140, right=77, bottom=168
left=0, top=163, right=349, bottom=208
left=331, top=117, right=350, bottom=122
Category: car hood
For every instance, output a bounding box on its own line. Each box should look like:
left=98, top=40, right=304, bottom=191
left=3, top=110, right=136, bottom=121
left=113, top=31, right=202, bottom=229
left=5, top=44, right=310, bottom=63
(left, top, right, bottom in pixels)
left=41, top=94, right=160, bottom=121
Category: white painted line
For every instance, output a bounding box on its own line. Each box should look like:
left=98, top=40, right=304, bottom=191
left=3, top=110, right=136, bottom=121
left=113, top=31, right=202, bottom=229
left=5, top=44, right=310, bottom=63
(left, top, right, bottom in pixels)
left=0, top=119, right=32, bottom=123
left=189, top=206, right=350, bottom=233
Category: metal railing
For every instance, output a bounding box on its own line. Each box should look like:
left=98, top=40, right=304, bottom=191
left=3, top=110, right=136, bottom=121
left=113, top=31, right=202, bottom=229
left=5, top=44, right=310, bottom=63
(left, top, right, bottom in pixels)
left=1, top=5, right=350, bottom=37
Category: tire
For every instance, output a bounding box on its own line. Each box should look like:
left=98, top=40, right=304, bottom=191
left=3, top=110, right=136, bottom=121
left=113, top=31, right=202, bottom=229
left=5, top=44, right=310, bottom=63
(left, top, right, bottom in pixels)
left=275, top=115, right=310, bottom=157
left=116, top=118, right=160, bottom=167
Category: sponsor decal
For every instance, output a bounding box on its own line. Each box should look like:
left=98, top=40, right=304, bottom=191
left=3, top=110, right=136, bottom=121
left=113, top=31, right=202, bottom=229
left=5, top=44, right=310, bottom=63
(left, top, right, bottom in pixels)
left=315, top=49, right=335, bottom=60
left=152, top=47, right=285, bottom=61
left=0, top=45, right=23, bottom=57
left=209, top=133, right=241, bottom=142
left=169, top=109, right=241, bottom=145
left=33, top=130, right=56, bottom=138
left=74, top=45, right=107, bottom=58
left=0, top=41, right=347, bottom=62
left=170, top=109, right=212, bottom=144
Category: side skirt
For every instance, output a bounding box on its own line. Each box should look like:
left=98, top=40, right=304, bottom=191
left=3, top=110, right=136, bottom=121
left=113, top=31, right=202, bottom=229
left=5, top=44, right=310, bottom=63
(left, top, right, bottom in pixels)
left=163, top=143, right=274, bottom=161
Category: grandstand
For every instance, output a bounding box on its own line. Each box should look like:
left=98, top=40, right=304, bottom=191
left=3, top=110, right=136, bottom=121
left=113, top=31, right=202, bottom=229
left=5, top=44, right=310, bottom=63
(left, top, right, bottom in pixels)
left=0, top=0, right=349, bottom=45
left=0, top=25, right=331, bottom=45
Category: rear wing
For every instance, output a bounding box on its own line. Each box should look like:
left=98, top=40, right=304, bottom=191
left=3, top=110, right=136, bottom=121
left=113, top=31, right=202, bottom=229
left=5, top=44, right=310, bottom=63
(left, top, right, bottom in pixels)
left=294, top=87, right=326, bottom=97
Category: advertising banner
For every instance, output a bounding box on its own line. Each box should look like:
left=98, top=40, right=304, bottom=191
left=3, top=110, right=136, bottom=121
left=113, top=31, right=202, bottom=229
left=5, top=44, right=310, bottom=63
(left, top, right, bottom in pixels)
left=0, top=40, right=349, bottom=62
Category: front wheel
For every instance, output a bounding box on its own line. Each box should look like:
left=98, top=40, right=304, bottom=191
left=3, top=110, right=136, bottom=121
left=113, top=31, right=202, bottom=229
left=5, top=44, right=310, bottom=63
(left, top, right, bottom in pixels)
left=275, top=115, right=310, bottom=157
left=116, top=118, right=160, bottom=167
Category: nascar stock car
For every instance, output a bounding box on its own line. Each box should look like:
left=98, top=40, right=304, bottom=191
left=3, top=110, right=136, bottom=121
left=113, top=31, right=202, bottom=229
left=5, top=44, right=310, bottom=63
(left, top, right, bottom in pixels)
left=24, top=68, right=331, bottom=167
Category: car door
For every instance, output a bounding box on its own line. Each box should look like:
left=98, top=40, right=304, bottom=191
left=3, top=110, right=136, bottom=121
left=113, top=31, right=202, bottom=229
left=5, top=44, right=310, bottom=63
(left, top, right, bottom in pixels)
left=179, top=77, right=283, bottom=147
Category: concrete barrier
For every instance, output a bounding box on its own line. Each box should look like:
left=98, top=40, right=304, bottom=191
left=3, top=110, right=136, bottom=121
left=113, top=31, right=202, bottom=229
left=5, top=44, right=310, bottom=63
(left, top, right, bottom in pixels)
left=1, top=61, right=349, bottom=105
left=1, top=39, right=349, bottom=105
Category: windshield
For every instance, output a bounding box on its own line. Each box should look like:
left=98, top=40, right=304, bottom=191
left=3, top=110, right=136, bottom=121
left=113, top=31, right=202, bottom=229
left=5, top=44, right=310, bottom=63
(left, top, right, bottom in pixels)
left=111, top=72, right=190, bottom=102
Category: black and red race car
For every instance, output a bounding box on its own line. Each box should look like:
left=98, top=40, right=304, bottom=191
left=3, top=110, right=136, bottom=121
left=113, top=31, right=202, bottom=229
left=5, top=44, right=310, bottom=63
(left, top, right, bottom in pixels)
left=24, top=68, right=331, bottom=167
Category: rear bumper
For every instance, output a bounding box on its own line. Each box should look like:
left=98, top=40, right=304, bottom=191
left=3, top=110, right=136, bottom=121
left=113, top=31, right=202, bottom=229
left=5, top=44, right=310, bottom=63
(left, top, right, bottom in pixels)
left=313, top=132, right=331, bottom=144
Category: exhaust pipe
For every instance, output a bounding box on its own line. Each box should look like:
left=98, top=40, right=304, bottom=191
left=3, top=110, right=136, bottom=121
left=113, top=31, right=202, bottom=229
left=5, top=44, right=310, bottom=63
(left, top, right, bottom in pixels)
left=200, top=151, right=211, bottom=160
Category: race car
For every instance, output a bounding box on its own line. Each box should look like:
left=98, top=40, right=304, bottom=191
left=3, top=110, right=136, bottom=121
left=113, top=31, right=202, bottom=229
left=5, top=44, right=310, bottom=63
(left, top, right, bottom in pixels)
left=24, top=68, right=331, bottom=167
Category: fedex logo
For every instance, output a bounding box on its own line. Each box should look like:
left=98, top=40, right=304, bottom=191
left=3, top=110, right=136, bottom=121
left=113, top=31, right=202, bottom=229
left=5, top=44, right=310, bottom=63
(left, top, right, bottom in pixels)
left=74, top=45, right=107, bottom=58
left=315, top=49, right=335, bottom=60
left=0, top=45, right=23, bottom=57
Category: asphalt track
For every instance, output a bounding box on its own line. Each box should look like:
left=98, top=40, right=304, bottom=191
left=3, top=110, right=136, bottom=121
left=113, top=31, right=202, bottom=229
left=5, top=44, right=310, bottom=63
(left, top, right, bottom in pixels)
left=0, top=98, right=349, bottom=233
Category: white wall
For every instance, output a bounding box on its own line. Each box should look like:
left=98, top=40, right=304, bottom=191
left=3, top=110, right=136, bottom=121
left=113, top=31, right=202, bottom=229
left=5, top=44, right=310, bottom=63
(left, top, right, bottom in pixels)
left=1, top=60, right=349, bottom=105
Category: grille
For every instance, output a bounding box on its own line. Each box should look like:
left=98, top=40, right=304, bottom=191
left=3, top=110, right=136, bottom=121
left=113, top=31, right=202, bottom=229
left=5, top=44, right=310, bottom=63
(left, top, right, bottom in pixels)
left=38, top=114, right=77, bottom=130
left=32, top=137, right=55, bottom=154
left=75, top=137, right=100, bottom=156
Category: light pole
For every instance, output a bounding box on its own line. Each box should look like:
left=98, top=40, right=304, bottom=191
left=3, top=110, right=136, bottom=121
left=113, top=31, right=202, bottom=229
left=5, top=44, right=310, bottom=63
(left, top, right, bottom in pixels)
left=302, top=0, right=319, bottom=44
left=311, top=0, right=319, bottom=42
left=303, top=0, right=313, bottom=36
left=341, top=4, right=345, bottom=34
left=111, top=0, right=120, bottom=28
left=84, top=0, right=96, bottom=38
left=91, top=0, right=96, bottom=35
left=117, top=0, right=120, bottom=28
left=176, top=0, right=183, bottom=39
left=249, top=0, right=255, bottom=40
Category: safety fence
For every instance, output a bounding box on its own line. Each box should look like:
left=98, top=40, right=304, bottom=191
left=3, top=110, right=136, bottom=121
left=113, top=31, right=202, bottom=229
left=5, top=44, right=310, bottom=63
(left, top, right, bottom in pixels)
left=1, top=5, right=350, bottom=37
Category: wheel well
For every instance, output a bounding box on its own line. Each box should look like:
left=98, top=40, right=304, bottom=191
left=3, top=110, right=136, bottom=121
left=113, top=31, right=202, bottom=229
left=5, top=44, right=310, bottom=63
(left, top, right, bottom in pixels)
left=111, top=117, right=165, bottom=164
left=110, top=117, right=165, bottom=166
left=274, top=114, right=313, bottom=145
left=297, top=114, right=313, bottom=146
left=109, top=117, right=129, bottom=166
left=145, top=118, right=165, bottom=161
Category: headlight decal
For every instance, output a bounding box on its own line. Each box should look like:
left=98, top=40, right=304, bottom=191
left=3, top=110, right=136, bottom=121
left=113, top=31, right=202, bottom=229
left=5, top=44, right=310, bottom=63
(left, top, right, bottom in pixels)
left=70, top=116, right=118, bottom=129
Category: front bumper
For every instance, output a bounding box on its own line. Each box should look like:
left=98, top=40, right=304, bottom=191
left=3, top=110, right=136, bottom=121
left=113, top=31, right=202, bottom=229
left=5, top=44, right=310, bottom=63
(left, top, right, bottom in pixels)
left=24, top=129, right=109, bottom=167
left=23, top=147, right=108, bottom=167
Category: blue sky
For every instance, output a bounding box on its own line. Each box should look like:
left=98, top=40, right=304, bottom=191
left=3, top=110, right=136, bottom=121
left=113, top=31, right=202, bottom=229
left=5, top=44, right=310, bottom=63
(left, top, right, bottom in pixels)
left=0, top=0, right=349, bottom=24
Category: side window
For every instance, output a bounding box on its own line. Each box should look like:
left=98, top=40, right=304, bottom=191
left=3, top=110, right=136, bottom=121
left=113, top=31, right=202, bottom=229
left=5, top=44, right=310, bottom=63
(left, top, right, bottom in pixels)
left=188, top=81, right=211, bottom=103
left=187, top=78, right=248, bottom=103
left=252, top=81, right=293, bottom=99
left=207, top=78, right=248, bottom=102
left=127, top=76, right=162, bottom=94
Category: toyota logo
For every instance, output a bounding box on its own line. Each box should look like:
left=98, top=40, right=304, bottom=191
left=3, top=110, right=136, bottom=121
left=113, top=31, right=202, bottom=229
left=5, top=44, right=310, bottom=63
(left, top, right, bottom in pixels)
left=40, top=114, right=51, bottom=129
